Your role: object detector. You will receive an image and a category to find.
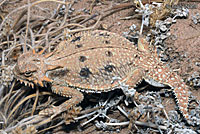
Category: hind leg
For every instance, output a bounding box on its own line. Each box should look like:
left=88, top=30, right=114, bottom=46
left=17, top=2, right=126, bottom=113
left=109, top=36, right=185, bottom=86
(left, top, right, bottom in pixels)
left=120, top=68, right=148, bottom=128
left=121, top=68, right=145, bottom=93
left=124, top=68, right=145, bottom=88
left=119, top=68, right=145, bottom=105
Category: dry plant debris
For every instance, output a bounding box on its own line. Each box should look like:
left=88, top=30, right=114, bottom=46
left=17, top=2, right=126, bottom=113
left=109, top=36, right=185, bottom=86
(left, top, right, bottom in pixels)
left=0, top=0, right=200, bottom=134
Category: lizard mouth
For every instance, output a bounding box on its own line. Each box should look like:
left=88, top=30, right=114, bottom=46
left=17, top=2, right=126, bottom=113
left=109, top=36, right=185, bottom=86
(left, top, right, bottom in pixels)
left=14, top=72, right=52, bottom=88
left=13, top=64, right=53, bottom=87
left=14, top=75, right=35, bottom=88
left=16, top=77, right=35, bottom=88
left=15, top=75, right=51, bottom=88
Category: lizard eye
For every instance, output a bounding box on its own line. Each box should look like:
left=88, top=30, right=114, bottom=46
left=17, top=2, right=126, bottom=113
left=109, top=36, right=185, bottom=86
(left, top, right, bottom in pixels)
left=24, top=71, right=32, bottom=77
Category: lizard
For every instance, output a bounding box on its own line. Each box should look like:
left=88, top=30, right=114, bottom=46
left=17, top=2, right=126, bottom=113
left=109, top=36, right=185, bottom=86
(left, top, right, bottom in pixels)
left=13, top=30, right=190, bottom=122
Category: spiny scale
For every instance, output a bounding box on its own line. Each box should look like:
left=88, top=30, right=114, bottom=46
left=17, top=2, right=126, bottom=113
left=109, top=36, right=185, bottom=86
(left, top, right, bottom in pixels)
left=13, top=30, right=190, bottom=122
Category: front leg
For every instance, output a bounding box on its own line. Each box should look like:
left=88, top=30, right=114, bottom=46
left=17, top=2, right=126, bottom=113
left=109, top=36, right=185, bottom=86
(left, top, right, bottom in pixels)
left=39, top=83, right=84, bottom=118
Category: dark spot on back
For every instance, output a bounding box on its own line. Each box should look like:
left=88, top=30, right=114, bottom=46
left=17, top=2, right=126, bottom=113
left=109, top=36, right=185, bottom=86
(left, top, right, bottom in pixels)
left=80, top=67, right=92, bottom=78
left=99, top=33, right=110, bottom=37
left=49, top=68, right=70, bottom=77
left=134, top=54, right=138, bottom=58
left=105, top=51, right=113, bottom=57
left=76, top=44, right=83, bottom=48
left=128, top=62, right=133, bottom=66
left=104, top=65, right=115, bottom=72
left=79, top=56, right=87, bottom=62
left=71, top=36, right=81, bottom=43
left=104, top=40, right=110, bottom=44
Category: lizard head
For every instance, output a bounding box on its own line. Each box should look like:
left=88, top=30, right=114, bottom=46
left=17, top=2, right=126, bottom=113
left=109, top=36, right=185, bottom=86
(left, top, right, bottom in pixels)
left=13, top=50, right=53, bottom=88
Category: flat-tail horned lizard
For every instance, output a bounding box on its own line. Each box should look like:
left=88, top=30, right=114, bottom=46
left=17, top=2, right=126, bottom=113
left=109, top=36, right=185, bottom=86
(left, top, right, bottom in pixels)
left=13, top=30, right=190, bottom=122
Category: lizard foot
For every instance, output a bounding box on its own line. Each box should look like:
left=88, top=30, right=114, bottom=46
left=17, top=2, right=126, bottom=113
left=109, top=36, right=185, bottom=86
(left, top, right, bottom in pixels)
left=62, top=106, right=82, bottom=125
left=39, top=105, right=62, bottom=119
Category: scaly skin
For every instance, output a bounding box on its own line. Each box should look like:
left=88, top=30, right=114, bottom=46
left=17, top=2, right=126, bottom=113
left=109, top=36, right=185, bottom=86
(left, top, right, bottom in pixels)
left=13, top=30, right=190, bottom=121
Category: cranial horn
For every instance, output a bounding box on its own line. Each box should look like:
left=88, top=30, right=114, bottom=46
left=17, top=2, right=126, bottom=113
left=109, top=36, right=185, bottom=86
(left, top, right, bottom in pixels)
left=42, top=75, right=53, bottom=82
left=38, top=48, right=46, bottom=55
left=32, top=49, right=36, bottom=54
left=44, top=51, right=54, bottom=58
left=34, top=80, right=38, bottom=85
left=38, top=81, right=44, bottom=87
